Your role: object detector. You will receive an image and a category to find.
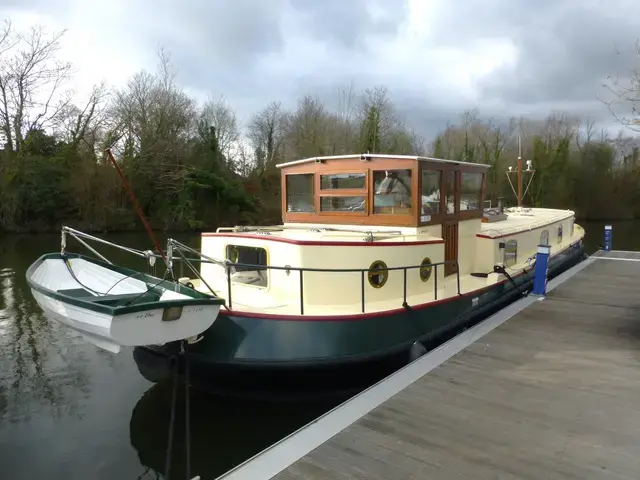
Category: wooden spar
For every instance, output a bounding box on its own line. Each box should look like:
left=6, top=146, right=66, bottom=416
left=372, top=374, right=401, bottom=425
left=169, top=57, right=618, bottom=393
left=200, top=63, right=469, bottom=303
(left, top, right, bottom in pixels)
left=517, top=156, right=523, bottom=208
left=104, top=148, right=166, bottom=262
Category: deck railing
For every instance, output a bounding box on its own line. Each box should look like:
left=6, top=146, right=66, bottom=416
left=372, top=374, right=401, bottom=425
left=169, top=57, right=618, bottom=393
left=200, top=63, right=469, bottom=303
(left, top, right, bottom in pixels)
left=219, top=259, right=461, bottom=315
left=60, top=226, right=462, bottom=315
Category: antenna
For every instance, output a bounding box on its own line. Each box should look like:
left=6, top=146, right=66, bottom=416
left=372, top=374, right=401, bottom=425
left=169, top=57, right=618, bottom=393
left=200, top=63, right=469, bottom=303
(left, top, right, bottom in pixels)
left=505, top=132, right=535, bottom=208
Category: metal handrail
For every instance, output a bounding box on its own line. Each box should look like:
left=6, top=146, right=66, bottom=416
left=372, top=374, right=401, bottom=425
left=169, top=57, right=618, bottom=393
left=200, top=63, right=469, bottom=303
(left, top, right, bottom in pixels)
left=61, top=226, right=463, bottom=315
left=217, top=258, right=461, bottom=314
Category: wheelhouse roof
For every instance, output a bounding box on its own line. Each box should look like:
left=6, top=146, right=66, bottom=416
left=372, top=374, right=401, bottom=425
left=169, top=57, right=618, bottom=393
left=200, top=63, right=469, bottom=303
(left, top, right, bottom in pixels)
left=275, top=153, right=491, bottom=169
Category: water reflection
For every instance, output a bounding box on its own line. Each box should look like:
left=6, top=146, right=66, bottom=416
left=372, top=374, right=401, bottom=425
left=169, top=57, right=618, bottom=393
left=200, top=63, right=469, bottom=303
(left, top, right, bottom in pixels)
left=0, top=237, right=92, bottom=424
left=0, top=231, right=346, bottom=479
left=0, top=222, right=635, bottom=479
left=129, top=380, right=345, bottom=480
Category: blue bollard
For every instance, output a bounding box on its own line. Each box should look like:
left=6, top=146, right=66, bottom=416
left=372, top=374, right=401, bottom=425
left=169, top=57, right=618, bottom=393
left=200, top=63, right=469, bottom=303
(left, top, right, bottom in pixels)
left=532, top=244, right=551, bottom=296
left=604, top=225, right=612, bottom=252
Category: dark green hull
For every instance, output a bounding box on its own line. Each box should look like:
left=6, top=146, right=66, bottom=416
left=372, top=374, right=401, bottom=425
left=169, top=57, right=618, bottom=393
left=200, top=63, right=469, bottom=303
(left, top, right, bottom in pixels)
left=134, top=240, right=585, bottom=399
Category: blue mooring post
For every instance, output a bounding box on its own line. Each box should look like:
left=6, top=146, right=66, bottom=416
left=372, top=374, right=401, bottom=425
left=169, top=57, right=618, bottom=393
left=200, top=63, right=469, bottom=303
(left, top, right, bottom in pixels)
left=604, top=225, right=612, bottom=252
left=532, top=244, right=551, bottom=296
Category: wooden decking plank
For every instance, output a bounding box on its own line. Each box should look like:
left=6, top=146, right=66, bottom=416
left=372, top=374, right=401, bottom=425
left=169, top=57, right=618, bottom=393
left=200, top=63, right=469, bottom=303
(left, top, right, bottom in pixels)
left=269, top=257, right=640, bottom=479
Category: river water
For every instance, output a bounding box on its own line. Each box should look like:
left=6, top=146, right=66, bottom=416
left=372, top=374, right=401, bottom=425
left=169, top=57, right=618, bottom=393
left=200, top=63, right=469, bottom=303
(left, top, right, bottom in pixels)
left=0, top=220, right=638, bottom=479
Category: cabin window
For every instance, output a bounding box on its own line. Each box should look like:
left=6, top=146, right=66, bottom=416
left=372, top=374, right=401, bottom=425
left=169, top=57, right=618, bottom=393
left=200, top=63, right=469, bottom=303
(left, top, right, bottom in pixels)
left=320, top=172, right=366, bottom=190
left=419, top=257, right=433, bottom=282
left=367, top=260, right=388, bottom=288
left=504, top=239, right=517, bottom=267
left=320, top=196, right=366, bottom=212
left=373, top=169, right=412, bottom=215
left=318, top=171, right=367, bottom=214
left=540, top=230, right=549, bottom=246
left=443, top=170, right=457, bottom=214
left=557, top=225, right=563, bottom=244
left=225, top=245, right=268, bottom=288
left=286, top=173, right=314, bottom=213
left=460, top=172, right=483, bottom=211
left=570, top=219, right=574, bottom=237
left=421, top=170, right=441, bottom=217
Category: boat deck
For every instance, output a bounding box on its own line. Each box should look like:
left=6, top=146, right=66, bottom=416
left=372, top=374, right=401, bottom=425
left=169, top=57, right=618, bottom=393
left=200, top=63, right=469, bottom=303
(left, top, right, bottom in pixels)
left=216, top=251, right=640, bottom=479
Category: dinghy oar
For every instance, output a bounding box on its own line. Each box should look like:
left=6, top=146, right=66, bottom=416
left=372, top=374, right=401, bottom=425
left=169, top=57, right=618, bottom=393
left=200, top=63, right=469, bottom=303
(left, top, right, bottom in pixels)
left=104, top=148, right=166, bottom=263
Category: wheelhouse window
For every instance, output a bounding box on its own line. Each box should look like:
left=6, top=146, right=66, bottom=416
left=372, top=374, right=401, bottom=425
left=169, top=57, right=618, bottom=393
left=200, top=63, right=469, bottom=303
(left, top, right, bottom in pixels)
left=460, top=172, right=483, bottom=211
left=320, top=196, right=366, bottom=212
left=373, top=169, right=412, bottom=215
left=540, top=230, right=550, bottom=246
left=421, top=170, right=441, bottom=216
left=504, top=239, right=517, bottom=267
left=318, top=171, right=367, bottom=214
left=286, top=173, right=314, bottom=213
left=226, top=245, right=268, bottom=288
left=443, top=170, right=456, bottom=214
left=557, top=225, right=563, bottom=244
left=320, top=172, right=366, bottom=190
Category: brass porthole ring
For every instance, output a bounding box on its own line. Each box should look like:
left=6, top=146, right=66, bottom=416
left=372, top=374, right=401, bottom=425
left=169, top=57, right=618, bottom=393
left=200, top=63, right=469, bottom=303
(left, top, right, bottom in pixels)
left=367, top=260, right=388, bottom=288
left=419, top=257, right=433, bottom=282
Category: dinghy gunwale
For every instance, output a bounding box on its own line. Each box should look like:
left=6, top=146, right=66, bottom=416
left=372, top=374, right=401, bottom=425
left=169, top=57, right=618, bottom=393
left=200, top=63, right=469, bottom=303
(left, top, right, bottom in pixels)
left=26, top=252, right=225, bottom=316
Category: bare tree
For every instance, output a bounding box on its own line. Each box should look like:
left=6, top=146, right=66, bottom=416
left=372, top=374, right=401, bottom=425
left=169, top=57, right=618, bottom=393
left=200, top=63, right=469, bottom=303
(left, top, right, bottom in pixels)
left=600, top=40, right=640, bottom=132
left=0, top=22, right=72, bottom=152
left=198, top=95, right=240, bottom=164
left=110, top=49, right=196, bottom=158
left=357, top=85, right=397, bottom=150
left=55, top=81, right=111, bottom=150
left=248, top=101, right=287, bottom=171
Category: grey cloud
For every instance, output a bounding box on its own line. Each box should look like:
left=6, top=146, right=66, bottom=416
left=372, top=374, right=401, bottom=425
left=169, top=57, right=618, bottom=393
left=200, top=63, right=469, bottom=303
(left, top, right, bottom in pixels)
left=4, top=0, right=640, bottom=142
left=472, top=3, right=640, bottom=109
left=291, top=0, right=409, bottom=50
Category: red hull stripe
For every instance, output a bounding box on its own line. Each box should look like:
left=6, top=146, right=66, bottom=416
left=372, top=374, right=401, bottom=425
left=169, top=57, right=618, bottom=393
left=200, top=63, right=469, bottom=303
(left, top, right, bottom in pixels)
left=202, top=232, right=444, bottom=247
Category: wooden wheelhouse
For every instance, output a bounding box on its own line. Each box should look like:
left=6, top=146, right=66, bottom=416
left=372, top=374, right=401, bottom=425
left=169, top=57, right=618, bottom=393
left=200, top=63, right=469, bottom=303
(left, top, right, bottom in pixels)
left=278, top=153, right=489, bottom=276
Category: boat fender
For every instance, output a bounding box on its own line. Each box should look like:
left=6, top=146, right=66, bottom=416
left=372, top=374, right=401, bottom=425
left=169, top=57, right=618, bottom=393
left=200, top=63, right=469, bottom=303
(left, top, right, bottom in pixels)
left=409, top=341, right=427, bottom=361
left=178, top=277, right=195, bottom=289
left=143, top=250, right=156, bottom=267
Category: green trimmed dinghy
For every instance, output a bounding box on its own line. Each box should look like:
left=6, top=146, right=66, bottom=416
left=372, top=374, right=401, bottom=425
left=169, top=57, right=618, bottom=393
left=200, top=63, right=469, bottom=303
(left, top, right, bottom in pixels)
left=26, top=252, right=225, bottom=354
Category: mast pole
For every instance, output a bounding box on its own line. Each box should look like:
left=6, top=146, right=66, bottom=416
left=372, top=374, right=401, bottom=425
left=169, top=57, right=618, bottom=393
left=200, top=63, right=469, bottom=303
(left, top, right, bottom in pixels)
left=517, top=135, right=523, bottom=207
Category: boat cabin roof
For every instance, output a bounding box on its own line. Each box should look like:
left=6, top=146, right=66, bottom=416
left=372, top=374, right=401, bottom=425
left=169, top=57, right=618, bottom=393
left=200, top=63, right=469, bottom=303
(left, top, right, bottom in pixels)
left=278, top=153, right=490, bottom=228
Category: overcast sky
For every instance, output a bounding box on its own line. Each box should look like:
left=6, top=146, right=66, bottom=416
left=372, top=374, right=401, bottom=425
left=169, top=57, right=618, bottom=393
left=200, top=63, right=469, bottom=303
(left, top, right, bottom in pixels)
left=3, top=0, right=640, bottom=140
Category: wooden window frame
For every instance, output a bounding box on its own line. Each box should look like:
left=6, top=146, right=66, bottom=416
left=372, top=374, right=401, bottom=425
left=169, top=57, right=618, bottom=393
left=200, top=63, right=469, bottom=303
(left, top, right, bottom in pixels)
left=418, top=160, right=486, bottom=226
left=280, top=156, right=488, bottom=227
left=318, top=170, right=368, bottom=217
left=370, top=166, right=416, bottom=225
left=459, top=171, right=485, bottom=216
left=282, top=170, right=316, bottom=218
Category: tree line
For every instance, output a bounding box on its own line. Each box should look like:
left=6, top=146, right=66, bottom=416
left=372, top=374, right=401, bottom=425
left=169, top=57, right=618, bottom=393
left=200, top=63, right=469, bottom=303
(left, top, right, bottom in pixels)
left=0, top=20, right=639, bottom=233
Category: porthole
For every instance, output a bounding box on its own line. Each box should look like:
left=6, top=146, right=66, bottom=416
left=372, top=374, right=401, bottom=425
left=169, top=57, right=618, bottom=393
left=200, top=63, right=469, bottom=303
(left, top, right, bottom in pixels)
left=367, top=260, right=388, bottom=288
left=419, top=257, right=433, bottom=282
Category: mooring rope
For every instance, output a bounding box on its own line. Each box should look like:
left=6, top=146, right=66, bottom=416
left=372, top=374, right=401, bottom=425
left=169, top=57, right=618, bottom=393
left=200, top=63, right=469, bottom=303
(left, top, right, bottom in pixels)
left=163, top=351, right=179, bottom=480
left=163, top=340, right=197, bottom=480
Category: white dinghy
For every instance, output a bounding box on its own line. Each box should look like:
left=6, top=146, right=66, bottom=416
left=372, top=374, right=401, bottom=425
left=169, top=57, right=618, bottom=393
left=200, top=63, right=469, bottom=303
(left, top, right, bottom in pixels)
left=26, top=231, right=225, bottom=354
